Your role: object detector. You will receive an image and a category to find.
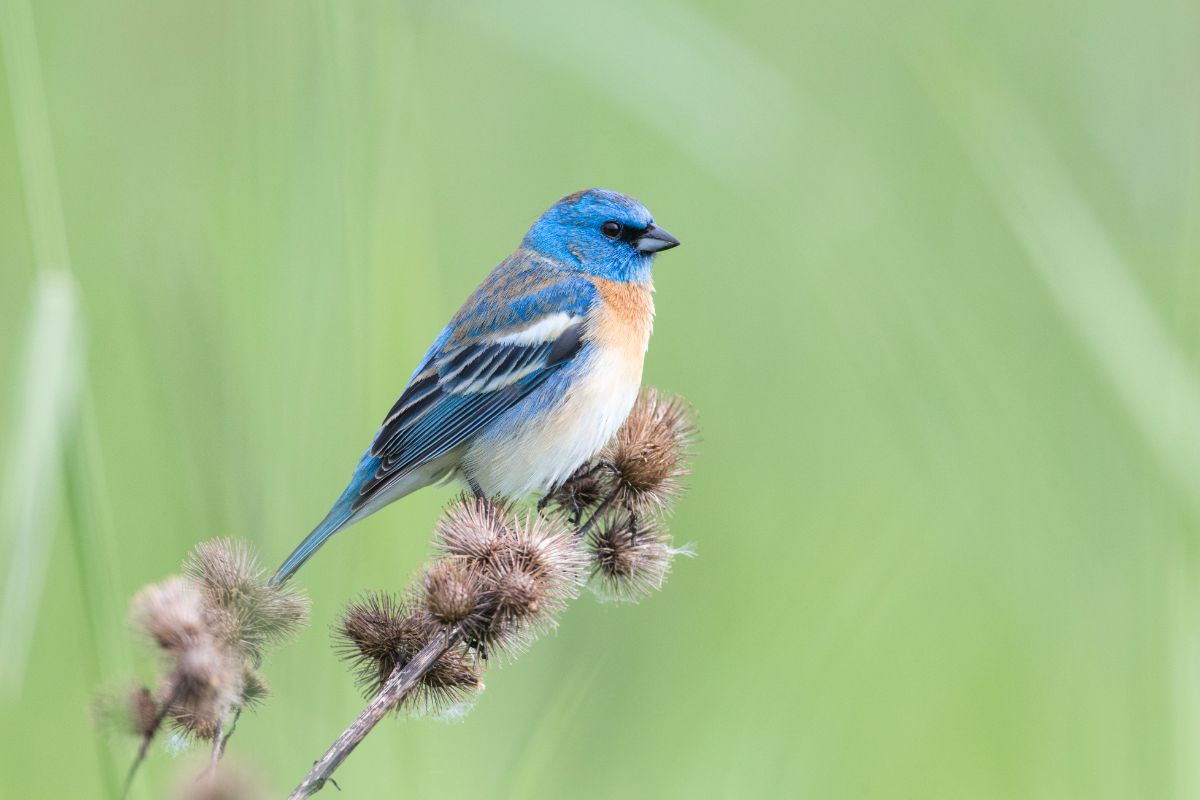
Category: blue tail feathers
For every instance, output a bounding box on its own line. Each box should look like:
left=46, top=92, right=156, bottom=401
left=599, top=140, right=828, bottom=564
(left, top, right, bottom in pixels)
left=269, top=502, right=355, bottom=586
left=269, top=450, right=382, bottom=586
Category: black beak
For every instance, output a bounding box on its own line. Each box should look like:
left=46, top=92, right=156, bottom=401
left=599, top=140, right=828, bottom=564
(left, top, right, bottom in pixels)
left=635, top=224, right=680, bottom=253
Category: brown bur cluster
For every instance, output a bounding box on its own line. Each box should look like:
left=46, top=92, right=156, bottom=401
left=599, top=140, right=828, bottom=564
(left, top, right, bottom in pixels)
left=554, top=387, right=698, bottom=601
left=336, top=500, right=587, bottom=713
left=332, top=387, right=698, bottom=718
left=103, top=387, right=697, bottom=800
left=112, top=539, right=309, bottom=791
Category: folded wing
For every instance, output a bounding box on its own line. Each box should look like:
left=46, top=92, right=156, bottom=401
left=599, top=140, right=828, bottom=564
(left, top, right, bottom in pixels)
left=355, top=311, right=586, bottom=509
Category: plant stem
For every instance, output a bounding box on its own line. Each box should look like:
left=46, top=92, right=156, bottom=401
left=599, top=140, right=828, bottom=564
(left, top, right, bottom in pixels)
left=121, top=685, right=180, bottom=800
left=287, top=626, right=463, bottom=799
left=202, top=707, right=240, bottom=778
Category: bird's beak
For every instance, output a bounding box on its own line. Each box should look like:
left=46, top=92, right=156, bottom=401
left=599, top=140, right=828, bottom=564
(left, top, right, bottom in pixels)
left=635, top=224, right=681, bottom=253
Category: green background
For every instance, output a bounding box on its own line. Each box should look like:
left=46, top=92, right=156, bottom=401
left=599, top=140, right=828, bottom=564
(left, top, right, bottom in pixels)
left=2, top=1, right=1198, bottom=797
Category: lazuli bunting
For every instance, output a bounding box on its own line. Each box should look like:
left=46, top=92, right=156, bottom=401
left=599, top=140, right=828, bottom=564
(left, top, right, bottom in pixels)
left=272, top=189, right=680, bottom=584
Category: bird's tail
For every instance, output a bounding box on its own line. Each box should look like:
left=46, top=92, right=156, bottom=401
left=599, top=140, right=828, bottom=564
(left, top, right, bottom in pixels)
left=269, top=501, right=355, bottom=586
left=268, top=448, right=452, bottom=586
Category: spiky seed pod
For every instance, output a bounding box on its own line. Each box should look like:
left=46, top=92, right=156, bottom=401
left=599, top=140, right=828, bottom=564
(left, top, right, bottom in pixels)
left=433, top=496, right=585, bottom=645
left=588, top=516, right=675, bottom=602
left=471, top=561, right=543, bottom=655
left=129, top=685, right=159, bottom=737
left=456, top=512, right=587, bottom=657
left=491, top=563, right=542, bottom=617
left=423, top=560, right=486, bottom=626
left=130, top=576, right=209, bottom=652
left=411, top=642, right=484, bottom=712
left=183, top=539, right=310, bottom=658
left=433, top=496, right=515, bottom=564
left=161, top=636, right=244, bottom=740
left=335, top=500, right=587, bottom=709
left=601, top=388, right=698, bottom=514
left=239, top=667, right=270, bottom=709
left=500, top=511, right=589, bottom=586
left=93, top=684, right=160, bottom=737
left=336, top=592, right=428, bottom=693
left=128, top=574, right=244, bottom=741
left=335, top=592, right=482, bottom=710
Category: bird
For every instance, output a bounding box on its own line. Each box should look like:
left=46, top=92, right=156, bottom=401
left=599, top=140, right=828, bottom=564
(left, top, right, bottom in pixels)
left=271, top=189, right=680, bottom=585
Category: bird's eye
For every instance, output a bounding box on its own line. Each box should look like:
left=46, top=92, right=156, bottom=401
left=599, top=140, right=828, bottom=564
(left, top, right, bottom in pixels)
left=601, top=221, right=623, bottom=239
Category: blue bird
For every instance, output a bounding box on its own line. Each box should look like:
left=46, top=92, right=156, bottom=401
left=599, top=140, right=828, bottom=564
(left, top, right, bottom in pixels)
left=271, top=189, right=680, bottom=584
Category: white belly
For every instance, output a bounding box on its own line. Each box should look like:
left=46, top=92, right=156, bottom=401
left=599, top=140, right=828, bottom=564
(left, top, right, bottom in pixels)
left=461, top=344, right=643, bottom=497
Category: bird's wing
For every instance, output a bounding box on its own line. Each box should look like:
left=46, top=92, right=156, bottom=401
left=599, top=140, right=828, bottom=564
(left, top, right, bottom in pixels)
left=352, top=275, right=594, bottom=510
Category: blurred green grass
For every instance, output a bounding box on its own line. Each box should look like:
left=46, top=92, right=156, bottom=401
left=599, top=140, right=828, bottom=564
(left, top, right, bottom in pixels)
left=2, top=0, right=1198, bottom=797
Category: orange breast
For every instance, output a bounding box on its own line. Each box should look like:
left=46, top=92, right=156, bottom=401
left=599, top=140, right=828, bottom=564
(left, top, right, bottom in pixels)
left=589, top=279, right=655, bottom=357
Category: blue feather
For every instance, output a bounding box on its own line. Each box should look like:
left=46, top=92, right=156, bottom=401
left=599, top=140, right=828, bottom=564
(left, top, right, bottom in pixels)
left=269, top=451, right=381, bottom=585
left=269, top=189, right=674, bottom=582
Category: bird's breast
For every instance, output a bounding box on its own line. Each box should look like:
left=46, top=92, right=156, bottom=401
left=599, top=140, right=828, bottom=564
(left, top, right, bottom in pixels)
left=461, top=280, right=654, bottom=497
left=586, top=278, right=655, bottom=364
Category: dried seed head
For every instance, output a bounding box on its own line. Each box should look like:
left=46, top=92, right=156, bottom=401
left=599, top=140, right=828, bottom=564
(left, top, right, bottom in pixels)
left=130, top=576, right=209, bottom=652
left=602, top=388, right=697, bottom=513
left=93, top=683, right=160, bottom=738
left=127, top=571, right=255, bottom=741
left=183, top=538, right=257, bottom=598
left=499, top=512, right=588, bottom=586
left=473, top=562, right=542, bottom=655
left=239, top=666, right=269, bottom=709
left=162, top=637, right=243, bottom=741
left=434, top=496, right=513, bottom=564
left=456, top=512, right=587, bottom=657
left=184, top=539, right=310, bottom=658
left=411, top=642, right=484, bottom=713
left=336, top=592, right=430, bottom=694
left=491, top=564, right=542, bottom=617
left=119, top=539, right=310, bottom=761
left=434, top=497, right=584, bottom=654
left=423, top=560, right=486, bottom=626
left=589, top=516, right=675, bottom=602
left=129, top=685, right=159, bottom=737
left=335, top=591, right=482, bottom=711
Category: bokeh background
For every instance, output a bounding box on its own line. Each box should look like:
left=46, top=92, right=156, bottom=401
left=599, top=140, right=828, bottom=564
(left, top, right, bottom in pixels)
left=2, top=0, right=1198, bottom=797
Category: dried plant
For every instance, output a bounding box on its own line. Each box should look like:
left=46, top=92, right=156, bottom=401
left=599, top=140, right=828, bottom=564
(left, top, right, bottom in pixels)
left=599, top=387, right=698, bottom=514
left=130, top=576, right=210, bottom=653
left=104, top=389, right=695, bottom=798
left=335, top=590, right=482, bottom=709
left=588, top=516, right=678, bottom=602
left=331, top=504, right=586, bottom=719
left=93, top=683, right=159, bottom=738
left=117, top=539, right=310, bottom=797
left=561, top=387, right=698, bottom=601
left=128, top=685, right=159, bottom=737
left=184, top=538, right=309, bottom=658
left=422, top=559, right=487, bottom=627
left=159, top=634, right=244, bottom=740
left=288, top=388, right=696, bottom=798
left=465, top=510, right=586, bottom=656
left=432, top=495, right=515, bottom=563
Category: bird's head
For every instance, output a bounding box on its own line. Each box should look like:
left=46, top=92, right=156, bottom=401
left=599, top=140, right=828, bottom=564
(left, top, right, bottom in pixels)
left=521, top=189, right=680, bottom=283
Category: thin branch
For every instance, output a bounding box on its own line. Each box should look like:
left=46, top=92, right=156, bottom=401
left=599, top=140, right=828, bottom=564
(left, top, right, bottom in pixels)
left=121, top=685, right=180, bottom=800
left=201, top=706, right=240, bottom=780
left=287, top=627, right=463, bottom=799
